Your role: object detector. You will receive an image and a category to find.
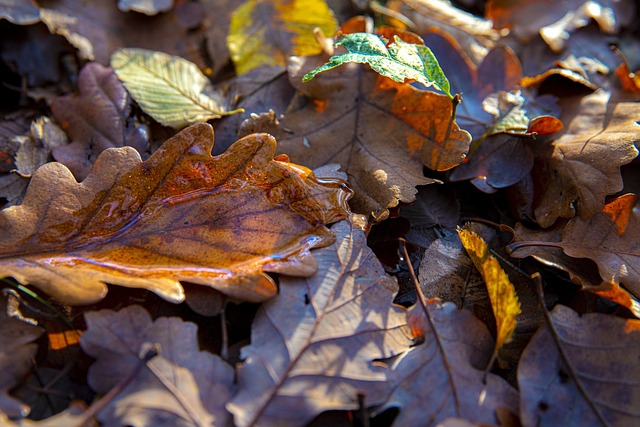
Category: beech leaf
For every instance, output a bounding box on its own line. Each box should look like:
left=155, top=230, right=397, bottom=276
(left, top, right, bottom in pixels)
left=0, top=123, right=350, bottom=305
left=227, top=217, right=411, bottom=427
left=518, top=305, right=640, bottom=427
left=227, top=0, right=338, bottom=75
left=80, top=305, right=235, bottom=426
left=303, top=33, right=452, bottom=99
left=111, top=48, right=243, bottom=129
left=458, top=227, right=521, bottom=356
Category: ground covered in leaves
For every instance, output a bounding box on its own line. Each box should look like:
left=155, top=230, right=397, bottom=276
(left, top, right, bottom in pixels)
left=1, top=0, right=639, bottom=426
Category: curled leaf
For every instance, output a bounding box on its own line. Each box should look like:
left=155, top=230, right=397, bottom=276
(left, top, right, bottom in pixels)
left=0, top=123, right=350, bottom=305
left=111, top=48, right=243, bottom=129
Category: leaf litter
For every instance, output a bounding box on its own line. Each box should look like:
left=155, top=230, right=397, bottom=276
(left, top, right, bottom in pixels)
left=0, top=0, right=640, bottom=425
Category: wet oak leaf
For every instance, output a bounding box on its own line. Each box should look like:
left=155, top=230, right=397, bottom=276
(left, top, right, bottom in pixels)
left=532, top=90, right=639, bottom=227
left=518, top=305, right=640, bottom=427
left=52, top=62, right=147, bottom=180
left=227, top=217, right=411, bottom=427
left=80, top=305, right=234, bottom=427
left=0, top=123, right=350, bottom=305
left=458, top=228, right=521, bottom=355
left=270, top=54, right=469, bottom=220
left=111, top=48, right=243, bottom=129
left=227, top=0, right=338, bottom=75
left=379, top=302, right=519, bottom=426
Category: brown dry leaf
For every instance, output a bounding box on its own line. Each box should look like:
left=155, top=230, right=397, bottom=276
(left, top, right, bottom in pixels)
left=37, top=0, right=205, bottom=67
left=532, top=90, right=639, bottom=227
left=0, top=294, right=43, bottom=418
left=486, top=0, right=634, bottom=52
left=518, top=304, right=640, bottom=427
left=0, top=123, right=350, bottom=305
left=52, top=62, right=148, bottom=180
left=379, top=302, right=519, bottom=426
left=80, top=305, right=234, bottom=426
left=270, top=54, right=470, bottom=220
left=227, top=217, right=411, bottom=427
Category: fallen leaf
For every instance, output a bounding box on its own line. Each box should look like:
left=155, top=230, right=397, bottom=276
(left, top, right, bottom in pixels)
left=378, top=302, right=519, bottom=426
left=227, top=217, right=411, bottom=427
left=0, top=0, right=40, bottom=25
left=303, top=32, right=452, bottom=98
left=52, top=62, right=147, bottom=180
left=0, top=123, right=350, bottom=305
left=400, top=184, right=460, bottom=230
left=458, top=227, right=521, bottom=358
left=227, top=0, right=338, bottom=75
left=532, top=90, right=639, bottom=227
left=0, top=294, right=43, bottom=418
left=518, top=304, right=640, bottom=427
left=270, top=54, right=469, bottom=220
left=111, top=49, right=243, bottom=129
left=80, top=305, right=235, bottom=426
left=118, top=0, right=174, bottom=15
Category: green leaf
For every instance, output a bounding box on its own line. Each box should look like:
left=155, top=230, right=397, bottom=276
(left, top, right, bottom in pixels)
left=111, top=48, right=243, bottom=129
left=303, top=33, right=452, bottom=99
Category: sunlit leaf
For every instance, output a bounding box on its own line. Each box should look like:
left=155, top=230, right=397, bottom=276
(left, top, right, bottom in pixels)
left=0, top=123, right=350, bottom=305
left=303, top=33, right=452, bottom=99
left=111, top=48, right=243, bottom=129
left=458, top=227, right=521, bottom=357
left=227, top=0, right=338, bottom=75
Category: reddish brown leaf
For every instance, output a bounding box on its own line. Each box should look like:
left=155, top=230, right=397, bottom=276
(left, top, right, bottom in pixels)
left=0, top=123, right=350, bottom=305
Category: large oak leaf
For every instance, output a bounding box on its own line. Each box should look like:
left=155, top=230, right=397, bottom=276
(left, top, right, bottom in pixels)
left=532, top=90, right=638, bottom=227
left=80, top=305, right=234, bottom=426
left=0, top=123, right=350, bottom=305
left=227, top=217, right=411, bottom=427
left=272, top=55, right=470, bottom=220
left=518, top=305, right=640, bottom=427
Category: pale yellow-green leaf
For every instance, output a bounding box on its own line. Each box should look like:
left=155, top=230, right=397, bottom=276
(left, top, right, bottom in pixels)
left=227, top=0, right=338, bottom=75
left=458, top=227, right=520, bottom=353
left=111, top=48, right=242, bottom=129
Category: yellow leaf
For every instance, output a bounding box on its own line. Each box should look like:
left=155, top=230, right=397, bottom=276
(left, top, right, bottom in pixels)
left=227, top=0, right=338, bottom=75
left=457, top=227, right=521, bottom=353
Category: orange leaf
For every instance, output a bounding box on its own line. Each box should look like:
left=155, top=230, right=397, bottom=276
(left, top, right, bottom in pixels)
left=0, top=124, right=350, bottom=305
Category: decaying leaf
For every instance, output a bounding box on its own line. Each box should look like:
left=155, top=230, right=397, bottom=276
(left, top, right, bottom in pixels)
left=0, top=123, right=350, bottom=305
left=118, top=0, right=174, bottom=15
left=270, top=54, right=470, bottom=220
left=379, top=302, right=518, bottom=426
left=518, top=304, right=640, bottom=427
left=303, top=33, right=452, bottom=99
left=458, top=228, right=521, bottom=357
left=532, top=90, right=639, bottom=227
left=111, top=49, right=242, bottom=129
left=0, top=0, right=40, bottom=25
left=0, top=295, right=43, bottom=418
left=227, top=217, right=411, bottom=427
left=80, top=305, right=234, bottom=426
left=52, top=62, right=147, bottom=180
left=227, top=0, right=338, bottom=75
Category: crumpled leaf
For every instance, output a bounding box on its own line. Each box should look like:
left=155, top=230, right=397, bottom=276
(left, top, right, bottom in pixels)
left=303, top=33, right=452, bottom=99
left=532, top=90, right=639, bottom=227
left=0, top=0, right=40, bottom=25
left=80, top=305, right=234, bottom=427
left=487, top=0, right=634, bottom=52
left=458, top=227, right=521, bottom=357
left=111, top=49, right=242, bottom=129
left=227, top=0, right=338, bottom=75
left=269, top=54, right=470, bottom=220
left=52, top=62, right=147, bottom=180
left=0, top=295, right=43, bottom=418
left=118, top=0, right=174, bottom=15
left=518, top=305, right=640, bottom=427
left=379, top=302, right=519, bottom=426
left=227, top=216, right=411, bottom=427
left=0, top=123, right=350, bottom=305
